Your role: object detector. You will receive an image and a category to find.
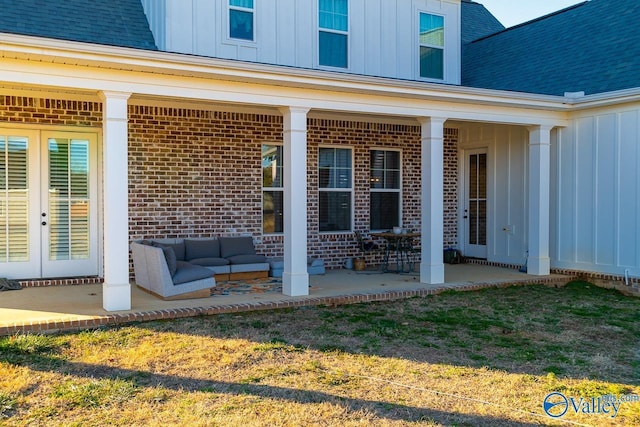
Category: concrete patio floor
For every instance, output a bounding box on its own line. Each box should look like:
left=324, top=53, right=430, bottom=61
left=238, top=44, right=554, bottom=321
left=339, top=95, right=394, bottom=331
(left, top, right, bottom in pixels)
left=0, top=264, right=573, bottom=335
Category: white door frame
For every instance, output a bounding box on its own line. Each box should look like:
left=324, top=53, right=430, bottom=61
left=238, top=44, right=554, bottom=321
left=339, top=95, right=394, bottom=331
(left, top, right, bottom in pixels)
left=41, top=131, right=99, bottom=278
left=460, top=147, right=489, bottom=259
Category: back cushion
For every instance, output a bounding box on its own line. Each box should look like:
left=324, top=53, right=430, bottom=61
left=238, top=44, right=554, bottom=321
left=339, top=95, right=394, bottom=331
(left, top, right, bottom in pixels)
left=157, top=241, right=185, bottom=261
left=185, top=239, right=220, bottom=260
left=219, top=236, right=256, bottom=258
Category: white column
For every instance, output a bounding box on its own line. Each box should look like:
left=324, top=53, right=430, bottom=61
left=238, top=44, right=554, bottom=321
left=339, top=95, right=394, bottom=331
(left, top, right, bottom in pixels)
left=527, top=125, right=553, bottom=276
left=100, top=91, right=132, bottom=311
left=419, top=117, right=447, bottom=284
left=280, top=107, right=310, bottom=296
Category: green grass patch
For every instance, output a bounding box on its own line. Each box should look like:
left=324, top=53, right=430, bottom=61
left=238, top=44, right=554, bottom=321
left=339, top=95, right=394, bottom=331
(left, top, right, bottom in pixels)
left=51, top=378, right=138, bottom=409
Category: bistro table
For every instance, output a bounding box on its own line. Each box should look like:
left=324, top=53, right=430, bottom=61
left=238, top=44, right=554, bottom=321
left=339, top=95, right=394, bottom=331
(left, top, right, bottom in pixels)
left=371, top=231, right=420, bottom=273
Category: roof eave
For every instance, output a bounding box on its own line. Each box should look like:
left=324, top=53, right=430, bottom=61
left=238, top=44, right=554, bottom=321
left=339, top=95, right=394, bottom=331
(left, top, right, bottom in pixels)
left=0, top=33, right=575, bottom=112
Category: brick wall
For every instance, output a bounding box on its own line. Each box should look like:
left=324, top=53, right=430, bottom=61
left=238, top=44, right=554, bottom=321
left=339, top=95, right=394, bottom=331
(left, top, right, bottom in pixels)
left=0, top=96, right=459, bottom=273
left=0, top=96, right=102, bottom=126
left=129, top=110, right=459, bottom=269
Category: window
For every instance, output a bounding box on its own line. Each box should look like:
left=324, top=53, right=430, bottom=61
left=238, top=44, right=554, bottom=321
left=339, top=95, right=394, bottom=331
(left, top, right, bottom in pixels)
left=370, top=150, right=401, bottom=230
left=319, top=0, right=348, bottom=68
left=262, top=144, right=283, bottom=234
left=229, top=0, right=254, bottom=41
left=319, top=147, right=352, bottom=232
left=419, top=13, right=444, bottom=80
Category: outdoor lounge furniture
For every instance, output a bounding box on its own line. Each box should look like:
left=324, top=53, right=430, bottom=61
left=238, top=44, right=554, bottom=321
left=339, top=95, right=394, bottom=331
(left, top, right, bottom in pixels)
left=268, top=257, right=325, bottom=277
left=131, top=241, right=215, bottom=300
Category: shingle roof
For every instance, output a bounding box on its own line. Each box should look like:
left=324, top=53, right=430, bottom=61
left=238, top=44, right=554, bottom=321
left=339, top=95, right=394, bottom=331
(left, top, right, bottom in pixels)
left=0, top=0, right=156, bottom=51
left=462, top=0, right=640, bottom=96
left=461, top=0, right=504, bottom=45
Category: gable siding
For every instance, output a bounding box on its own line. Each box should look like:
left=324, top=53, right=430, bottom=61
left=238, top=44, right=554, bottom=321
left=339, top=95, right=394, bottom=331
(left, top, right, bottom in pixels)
left=142, top=0, right=462, bottom=84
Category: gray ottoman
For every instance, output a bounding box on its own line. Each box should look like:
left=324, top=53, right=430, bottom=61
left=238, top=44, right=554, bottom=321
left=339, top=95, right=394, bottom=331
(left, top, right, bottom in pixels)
left=268, top=257, right=325, bottom=277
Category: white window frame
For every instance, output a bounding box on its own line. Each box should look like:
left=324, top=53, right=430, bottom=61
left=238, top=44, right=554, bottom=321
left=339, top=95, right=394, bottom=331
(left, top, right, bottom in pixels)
left=369, top=148, right=402, bottom=231
left=262, top=143, right=284, bottom=235
left=318, top=145, right=354, bottom=234
left=418, top=11, right=445, bottom=81
left=228, top=0, right=256, bottom=42
left=318, top=0, right=349, bottom=70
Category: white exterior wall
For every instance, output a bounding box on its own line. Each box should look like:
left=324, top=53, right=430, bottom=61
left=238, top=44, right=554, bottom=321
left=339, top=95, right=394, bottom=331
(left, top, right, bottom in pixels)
left=458, top=124, right=529, bottom=266
left=141, top=0, right=461, bottom=84
left=551, top=104, right=640, bottom=278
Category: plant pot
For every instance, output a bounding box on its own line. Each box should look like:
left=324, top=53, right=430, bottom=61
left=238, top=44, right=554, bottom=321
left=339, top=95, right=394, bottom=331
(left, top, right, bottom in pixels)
left=353, top=258, right=365, bottom=271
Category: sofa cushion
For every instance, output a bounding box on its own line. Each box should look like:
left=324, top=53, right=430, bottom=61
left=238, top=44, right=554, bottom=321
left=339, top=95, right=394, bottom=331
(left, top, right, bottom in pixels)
left=185, top=239, right=220, bottom=260
left=164, top=241, right=186, bottom=261
left=189, top=257, right=230, bottom=267
left=219, top=236, right=256, bottom=258
left=172, top=261, right=213, bottom=285
left=227, top=254, right=267, bottom=265
left=161, top=246, right=178, bottom=277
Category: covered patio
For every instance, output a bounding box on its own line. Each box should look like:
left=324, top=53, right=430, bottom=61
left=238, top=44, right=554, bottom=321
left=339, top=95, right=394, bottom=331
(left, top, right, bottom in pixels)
left=0, top=264, right=573, bottom=336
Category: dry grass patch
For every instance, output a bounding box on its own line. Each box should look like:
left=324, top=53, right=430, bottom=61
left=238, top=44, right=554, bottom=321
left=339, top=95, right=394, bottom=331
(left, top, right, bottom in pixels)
left=1, top=281, right=639, bottom=426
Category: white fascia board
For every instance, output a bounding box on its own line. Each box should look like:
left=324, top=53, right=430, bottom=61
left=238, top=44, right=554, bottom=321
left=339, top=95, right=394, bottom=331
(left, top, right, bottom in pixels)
left=0, top=34, right=573, bottom=126
left=0, top=56, right=569, bottom=127
left=0, top=34, right=568, bottom=106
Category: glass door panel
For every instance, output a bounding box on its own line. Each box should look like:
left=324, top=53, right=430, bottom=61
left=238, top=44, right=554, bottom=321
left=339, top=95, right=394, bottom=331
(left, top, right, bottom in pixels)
left=0, top=131, right=40, bottom=278
left=42, top=133, right=97, bottom=278
left=465, top=149, right=488, bottom=258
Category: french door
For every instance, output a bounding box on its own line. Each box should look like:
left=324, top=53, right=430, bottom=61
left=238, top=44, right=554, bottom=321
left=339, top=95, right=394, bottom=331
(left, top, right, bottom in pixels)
left=464, top=148, right=488, bottom=259
left=0, top=129, right=98, bottom=279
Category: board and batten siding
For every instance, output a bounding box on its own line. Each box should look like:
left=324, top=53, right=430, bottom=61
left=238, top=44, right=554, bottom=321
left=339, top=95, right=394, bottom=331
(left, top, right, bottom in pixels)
left=458, top=124, right=529, bottom=266
left=551, top=106, right=640, bottom=277
left=140, top=0, right=461, bottom=84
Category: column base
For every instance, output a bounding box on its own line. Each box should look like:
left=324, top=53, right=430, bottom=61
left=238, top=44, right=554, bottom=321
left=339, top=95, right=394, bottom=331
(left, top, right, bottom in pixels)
left=103, top=282, right=131, bottom=311
left=283, top=272, right=309, bottom=296
left=526, top=256, right=551, bottom=276
left=420, top=262, right=445, bottom=284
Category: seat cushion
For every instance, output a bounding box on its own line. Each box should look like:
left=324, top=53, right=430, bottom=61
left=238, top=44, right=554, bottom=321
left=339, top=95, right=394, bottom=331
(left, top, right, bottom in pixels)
left=219, top=236, right=256, bottom=258
left=185, top=239, right=220, bottom=260
left=226, top=254, right=267, bottom=265
left=172, top=262, right=213, bottom=285
left=189, top=257, right=230, bottom=267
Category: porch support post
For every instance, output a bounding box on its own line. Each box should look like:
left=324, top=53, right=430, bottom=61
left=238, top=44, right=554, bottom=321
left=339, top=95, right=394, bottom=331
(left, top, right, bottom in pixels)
left=419, top=117, right=447, bottom=284
left=100, top=91, right=132, bottom=311
left=280, top=107, right=310, bottom=296
left=527, top=125, right=553, bottom=276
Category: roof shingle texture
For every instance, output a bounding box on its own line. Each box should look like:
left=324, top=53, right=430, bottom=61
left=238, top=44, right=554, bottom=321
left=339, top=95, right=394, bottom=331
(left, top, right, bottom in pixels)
left=0, top=0, right=156, bottom=50
left=462, top=0, right=640, bottom=95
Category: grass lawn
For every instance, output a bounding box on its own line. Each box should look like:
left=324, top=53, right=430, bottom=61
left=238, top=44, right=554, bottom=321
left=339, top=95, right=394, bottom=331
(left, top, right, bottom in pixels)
left=1, top=281, right=639, bottom=426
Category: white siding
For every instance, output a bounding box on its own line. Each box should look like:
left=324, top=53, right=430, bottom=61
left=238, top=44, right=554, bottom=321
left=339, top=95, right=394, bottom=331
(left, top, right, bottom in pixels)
left=141, top=0, right=462, bottom=84
left=552, top=105, right=640, bottom=277
left=459, top=124, right=528, bottom=266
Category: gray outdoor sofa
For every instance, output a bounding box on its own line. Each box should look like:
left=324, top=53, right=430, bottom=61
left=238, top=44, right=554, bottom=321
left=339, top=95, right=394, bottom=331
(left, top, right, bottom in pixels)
left=131, top=236, right=270, bottom=300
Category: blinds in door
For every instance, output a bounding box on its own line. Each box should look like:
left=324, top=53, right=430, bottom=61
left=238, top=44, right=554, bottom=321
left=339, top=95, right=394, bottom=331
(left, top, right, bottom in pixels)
left=48, top=138, right=90, bottom=261
left=0, top=136, right=29, bottom=262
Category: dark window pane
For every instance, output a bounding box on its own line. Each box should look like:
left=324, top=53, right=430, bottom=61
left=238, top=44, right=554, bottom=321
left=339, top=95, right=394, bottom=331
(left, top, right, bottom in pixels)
left=420, top=46, right=443, bottom=79
left=370, top=192, right=400, bottom=230
left=263, top=191, right=284, bottom=234
left=230, top=9, right=253, bottom=40
left=319, top=31, right=348, bottom=68
left=385, top=171, right=400, bottom=189
left=386, top=151, right=400, bottom=169
left=370, top=170, right=384, bottom=189
left=370, top=150, right=384, bottom=169
left=319, top=192, right=351, bottom=232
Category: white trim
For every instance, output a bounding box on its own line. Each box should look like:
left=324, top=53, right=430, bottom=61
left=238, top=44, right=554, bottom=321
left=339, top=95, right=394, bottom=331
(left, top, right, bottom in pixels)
left=417, top=10, right=445, bottom=82
left=261, top=142, right=284, bottom=236
left=318, top=145, right=355, bottom=233
left=226, top=0, right=256, bottom=44
left=369, top=147, right=402, bottom=231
